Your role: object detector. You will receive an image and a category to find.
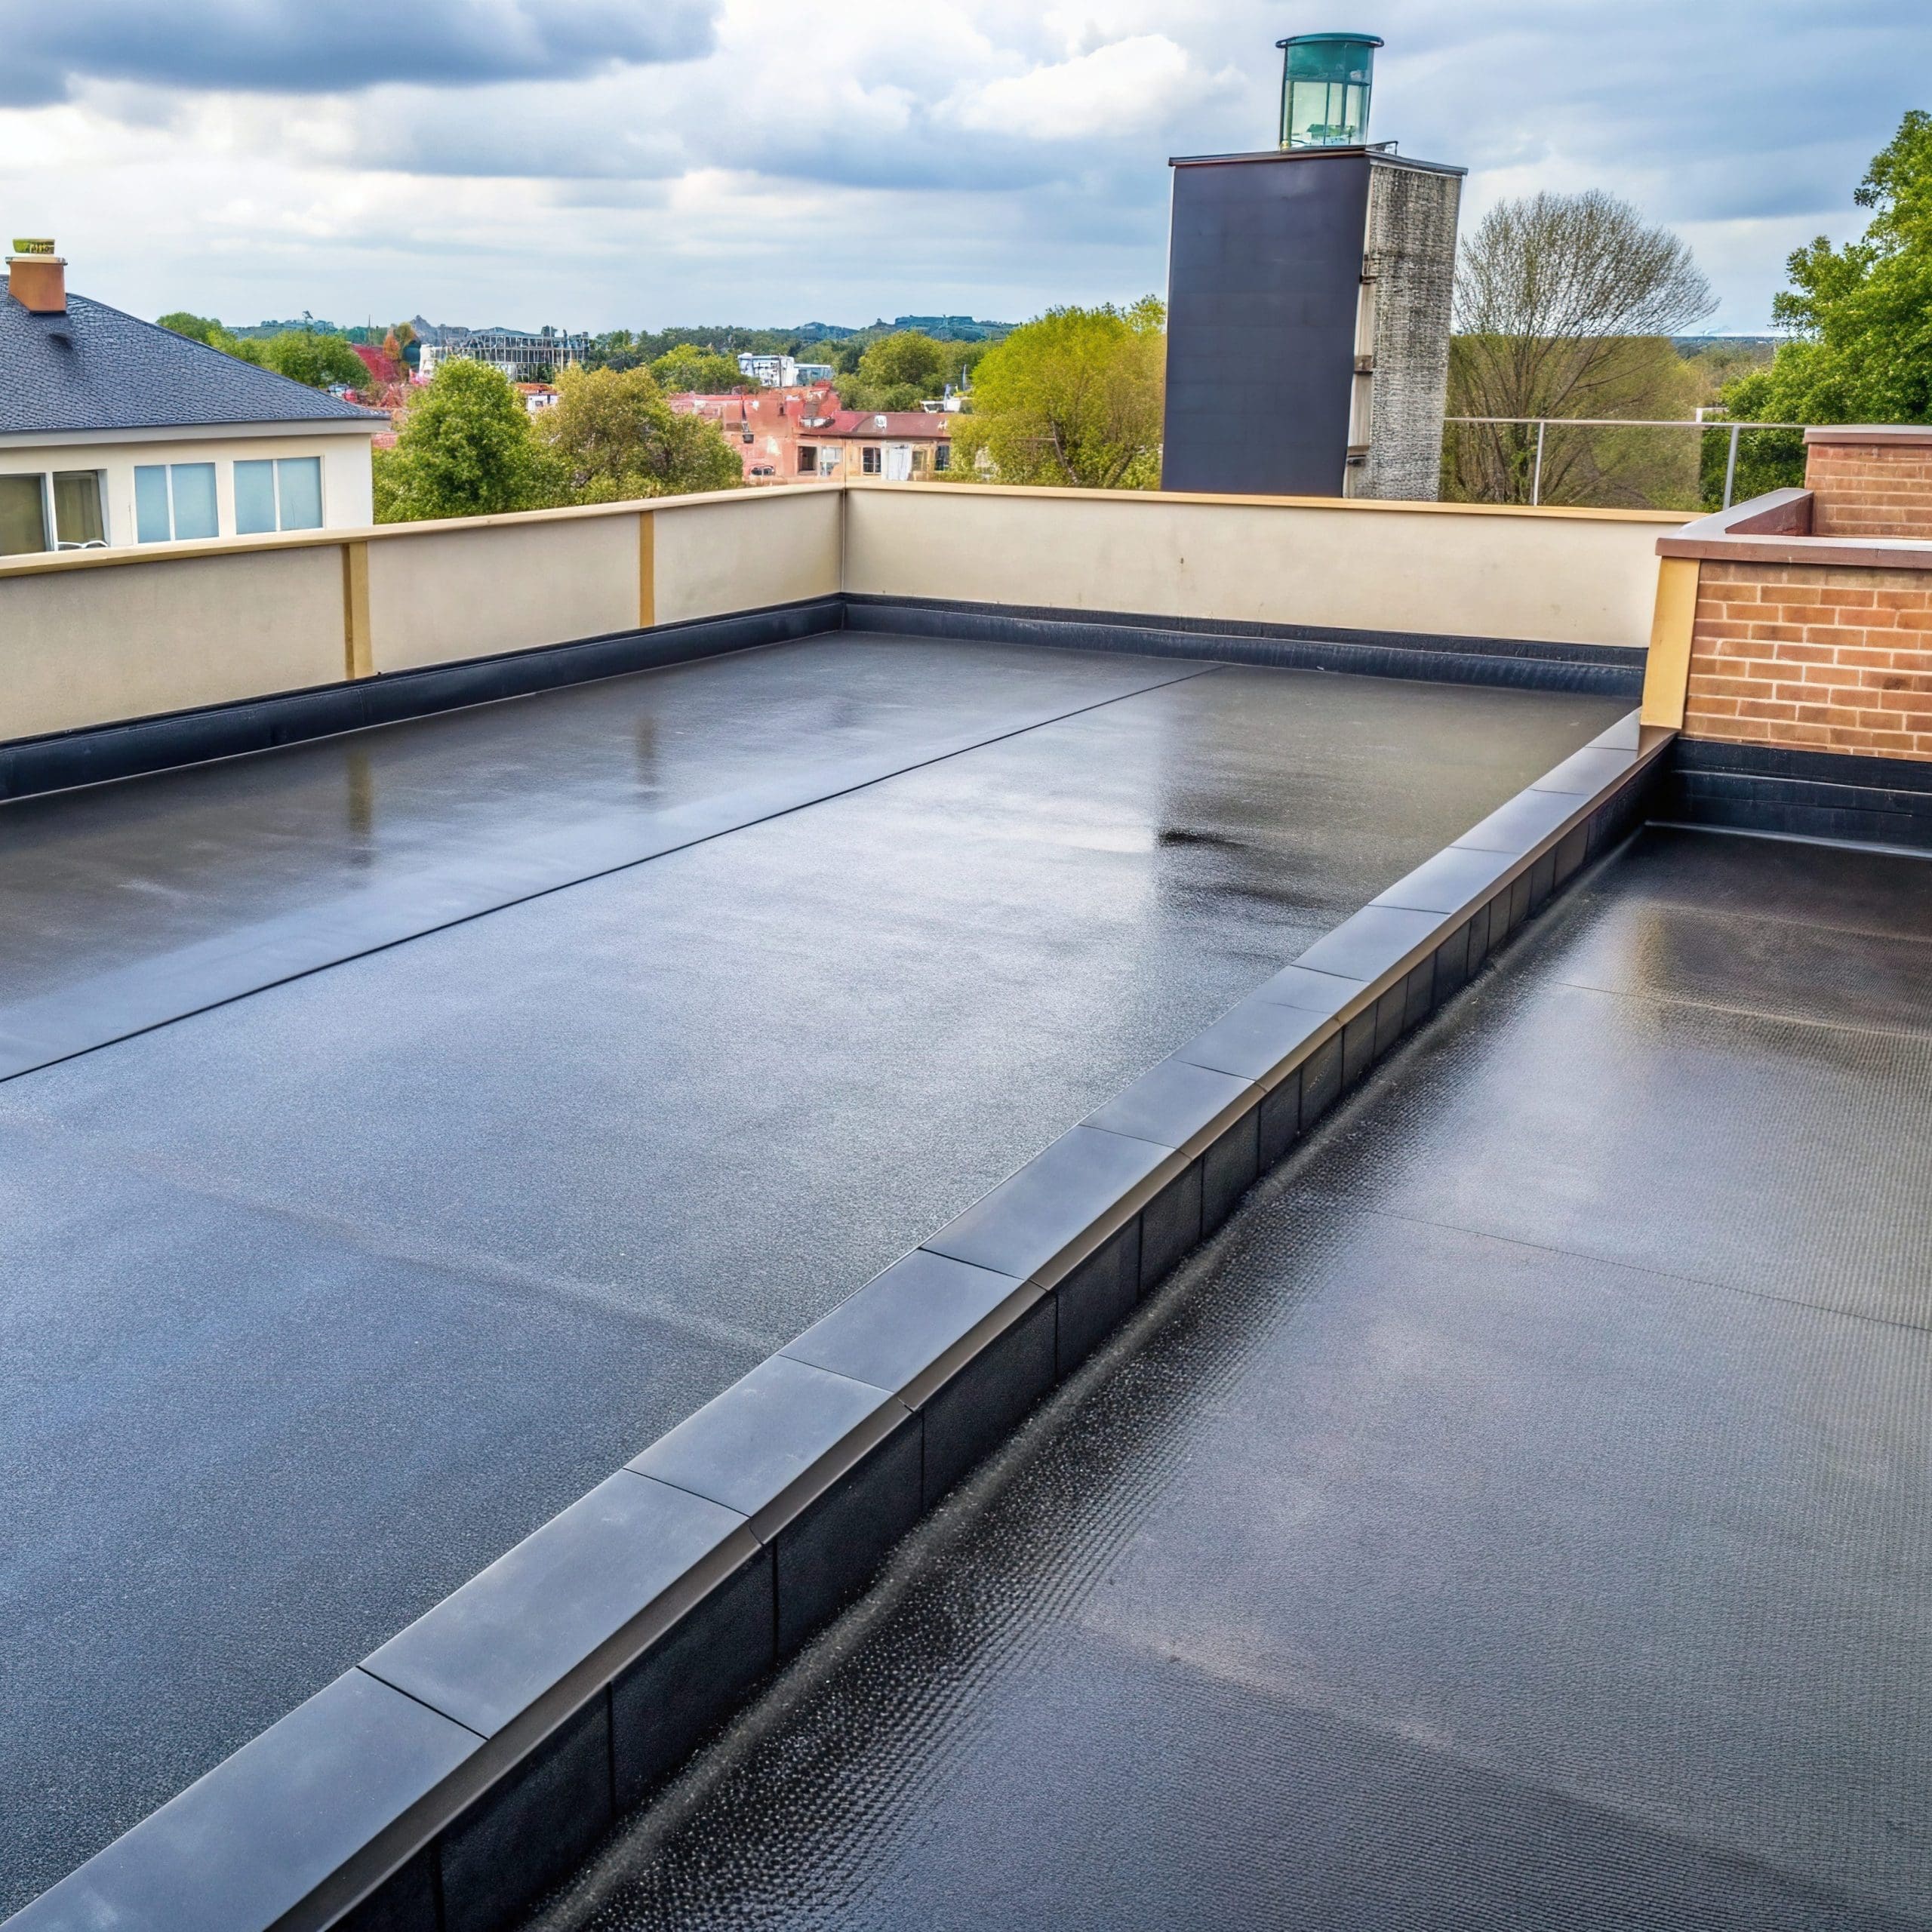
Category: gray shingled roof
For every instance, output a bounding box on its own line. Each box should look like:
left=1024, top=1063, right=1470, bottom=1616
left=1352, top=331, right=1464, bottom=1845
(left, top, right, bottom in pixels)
left=0, top=292, right=379, bottom=436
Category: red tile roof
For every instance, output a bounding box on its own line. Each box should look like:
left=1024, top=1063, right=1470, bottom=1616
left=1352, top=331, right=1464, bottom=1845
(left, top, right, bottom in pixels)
left=351, top=343, right=401, bottom=386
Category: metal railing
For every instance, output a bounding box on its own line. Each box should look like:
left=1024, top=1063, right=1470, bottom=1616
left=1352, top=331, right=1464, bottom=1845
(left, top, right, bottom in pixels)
left=1444, top=417, right=1809, bottom=509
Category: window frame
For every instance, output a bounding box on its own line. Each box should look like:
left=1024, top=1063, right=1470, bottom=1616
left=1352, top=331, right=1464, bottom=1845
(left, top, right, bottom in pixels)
left=235, top=454, right=325, bottom=537
left=0, top=472, right=51, bottom=556
left=51, top=469, right=108, bottom=549
left=0, top=469, right=110, bottom=554
left=134, top=461, right=220, bottom=545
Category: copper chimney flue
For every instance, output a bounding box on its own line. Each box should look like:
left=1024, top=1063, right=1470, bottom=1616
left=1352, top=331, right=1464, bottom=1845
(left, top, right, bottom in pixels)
left=9, top=238, right=66, bottom=313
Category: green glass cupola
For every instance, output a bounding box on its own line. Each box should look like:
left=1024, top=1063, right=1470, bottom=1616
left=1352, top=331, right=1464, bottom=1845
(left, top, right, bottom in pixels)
left=1276, top=32, right=1383, bottom=149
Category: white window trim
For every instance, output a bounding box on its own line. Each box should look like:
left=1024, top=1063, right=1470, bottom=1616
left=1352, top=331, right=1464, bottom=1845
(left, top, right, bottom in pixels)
left=233, top=454, right=326, bottom=537
left=5, top=468, right=112, bottom=552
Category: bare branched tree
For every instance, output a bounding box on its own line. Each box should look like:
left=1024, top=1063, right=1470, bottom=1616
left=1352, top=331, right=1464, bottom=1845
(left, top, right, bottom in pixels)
left=1446, top=189, right=1717, bottom=505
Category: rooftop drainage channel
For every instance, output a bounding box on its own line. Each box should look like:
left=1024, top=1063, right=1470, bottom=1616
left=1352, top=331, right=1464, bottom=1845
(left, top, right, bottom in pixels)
left=5, top=713, right=1673, bottom=1932
left=843, top=594, right=1645, bottom=699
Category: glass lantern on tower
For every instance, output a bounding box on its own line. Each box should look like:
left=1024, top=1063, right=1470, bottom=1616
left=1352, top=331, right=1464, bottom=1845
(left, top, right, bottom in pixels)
left=1276, top=32, right=1382, bottom=149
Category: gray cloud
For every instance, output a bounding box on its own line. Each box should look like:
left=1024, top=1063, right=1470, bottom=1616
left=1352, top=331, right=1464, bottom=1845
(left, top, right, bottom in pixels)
left=5, top=0, right=1927, bottom=331
left=0, top=0, right=717, bottom=105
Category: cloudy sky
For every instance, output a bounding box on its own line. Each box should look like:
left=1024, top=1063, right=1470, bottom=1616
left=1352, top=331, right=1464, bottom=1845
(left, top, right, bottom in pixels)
left=0, top=0, right=1923, bottom=335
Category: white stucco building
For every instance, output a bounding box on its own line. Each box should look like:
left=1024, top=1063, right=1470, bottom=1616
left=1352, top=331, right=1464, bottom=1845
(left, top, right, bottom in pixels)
left=0, top=243, right=380, bottom=556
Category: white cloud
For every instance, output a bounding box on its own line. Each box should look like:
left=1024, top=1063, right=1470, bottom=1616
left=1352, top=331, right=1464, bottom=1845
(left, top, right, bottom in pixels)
left=945, top=35, right=1223, bottom=142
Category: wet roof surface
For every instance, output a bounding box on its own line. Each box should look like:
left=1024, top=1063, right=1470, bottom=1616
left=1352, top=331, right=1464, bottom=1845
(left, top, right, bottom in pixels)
left=0, top=632, right=1619, bottom=1911
left=544, top=826, right=1932, bottom=1932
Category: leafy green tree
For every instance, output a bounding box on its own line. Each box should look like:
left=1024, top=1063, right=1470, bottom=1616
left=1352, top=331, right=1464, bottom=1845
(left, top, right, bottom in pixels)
left=260, top=330, right=367, bottom=389
left=838, top=331, right=949, bottom=411
left=156, top=310, right=265, bottom=364
left=536, top=365, right=743, bottom=500
left=157, top=311, right=223, bottom=344
left=374, top=358, right=549, bottom=522
left=950, top=299, right=1164, bottom=489
left=1725, top=110, right=1932, bottom=429
left=650, top=343, right=747, bottom=392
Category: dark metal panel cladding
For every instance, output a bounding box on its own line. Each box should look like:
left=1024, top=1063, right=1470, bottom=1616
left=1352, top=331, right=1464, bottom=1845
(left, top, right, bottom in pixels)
left=1161, top=152, right=1371, bottom=498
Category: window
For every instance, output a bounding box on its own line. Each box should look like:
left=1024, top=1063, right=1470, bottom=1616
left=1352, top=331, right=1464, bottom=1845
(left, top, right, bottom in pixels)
left=935, top=445, right=951, bottom=472
left=135, top=463, right=218, bottom=543
left=862, top=446, right=881, bottom=475
left=0, top=475, right=46, bottom=555
left=235, top=457, right=322, bottom=535
left=0, top=470, right=107, bottom=555
left=797, top=445, right=818, bottom=475
left=276, top=457, right=324, bottom=531
left=53, top=472, right=106, bottom=547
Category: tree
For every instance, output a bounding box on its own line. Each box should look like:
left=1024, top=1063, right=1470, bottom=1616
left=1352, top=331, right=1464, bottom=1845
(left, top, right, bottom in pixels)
left=1444, top=189, right=1715, bottom=506
left=839, top=331, right=948, bottom=411
left=535, top=365, right=743, bottom=500
left=374, top=358, right=549, bottom=521
left=260, top=329, right=367, bottom=389
left=156, top=310, right=264, bottom=364
left=158, top=311, right=223, bottom=344
left=1725, top=110, right=1932, bottom=429
left=950, top=300, right=1164, bottom=489
left=650, top=343, right=746, bottom=392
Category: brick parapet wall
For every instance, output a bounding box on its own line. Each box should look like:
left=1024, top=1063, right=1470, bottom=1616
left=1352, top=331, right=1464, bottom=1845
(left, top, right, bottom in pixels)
left=1683, top=559, right=1932, bottom=760
left=1806, top=435, right=1932, bottom=540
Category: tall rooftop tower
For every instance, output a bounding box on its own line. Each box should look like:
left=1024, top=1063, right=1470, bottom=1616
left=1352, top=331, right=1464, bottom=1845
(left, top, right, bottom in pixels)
left=1161, top=32, right=1463, bottom=500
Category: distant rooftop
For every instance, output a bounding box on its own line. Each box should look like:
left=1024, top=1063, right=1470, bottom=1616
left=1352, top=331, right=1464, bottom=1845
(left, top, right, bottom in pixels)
left=0, top=293, right=377, bottom=438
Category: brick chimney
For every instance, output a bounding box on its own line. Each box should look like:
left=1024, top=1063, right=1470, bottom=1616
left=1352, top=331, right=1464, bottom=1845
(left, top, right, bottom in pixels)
left=8, top=238, right=66, bottom=313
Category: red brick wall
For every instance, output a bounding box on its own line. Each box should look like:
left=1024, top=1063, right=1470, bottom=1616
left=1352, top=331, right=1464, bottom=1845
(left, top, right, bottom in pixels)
left=1684, top=560, right=1932, bottom=760
left=1806, top=438, right=1932, bottom=539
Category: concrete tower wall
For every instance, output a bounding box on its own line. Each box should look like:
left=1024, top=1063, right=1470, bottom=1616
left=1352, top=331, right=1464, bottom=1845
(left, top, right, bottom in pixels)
left=1352, top=158, right=1463, bottom=501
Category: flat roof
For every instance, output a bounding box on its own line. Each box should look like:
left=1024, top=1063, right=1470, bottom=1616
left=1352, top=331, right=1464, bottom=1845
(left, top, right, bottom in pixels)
left=0, top=629, right=1620, bottom=1910
left=555, top=824, right=1932, bottom=1929
left=1170, top=146, right=1467, bottom=176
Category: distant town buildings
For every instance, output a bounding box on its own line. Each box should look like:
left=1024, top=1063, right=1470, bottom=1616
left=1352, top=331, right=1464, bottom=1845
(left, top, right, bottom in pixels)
left=735, top=352, right=840, bottom=389
left=670, top=384, right=951, bottom=484
left=416, top=321, right=588, bottom=383
left=1, top=241, right=378, bottom=554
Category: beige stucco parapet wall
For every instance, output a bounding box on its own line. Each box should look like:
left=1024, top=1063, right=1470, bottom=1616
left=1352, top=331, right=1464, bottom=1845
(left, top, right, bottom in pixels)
left=842, top=483, right=1683, bottom=651
left=0, top=481, right=1683, bottom=745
